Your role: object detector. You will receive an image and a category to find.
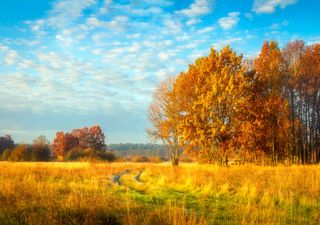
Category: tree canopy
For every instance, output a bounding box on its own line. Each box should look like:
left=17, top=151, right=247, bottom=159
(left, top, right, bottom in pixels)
left=149, top=40, right=320, bottom=165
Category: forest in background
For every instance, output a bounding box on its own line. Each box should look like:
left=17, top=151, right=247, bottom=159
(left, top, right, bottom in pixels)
left=0, top=131, right=168, bottom=162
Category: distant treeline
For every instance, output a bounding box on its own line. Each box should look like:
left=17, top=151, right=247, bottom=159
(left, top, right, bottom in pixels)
left=0, top=131, right=169, bottom=162
left=0, top=125, right=115, bottom=162
left=109, top=143, right=168, bottom=159
left=108, top=143, right=166, bottom=151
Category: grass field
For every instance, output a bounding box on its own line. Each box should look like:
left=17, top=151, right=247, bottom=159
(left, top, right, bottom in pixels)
left=0, top=162, right=319, bottom=225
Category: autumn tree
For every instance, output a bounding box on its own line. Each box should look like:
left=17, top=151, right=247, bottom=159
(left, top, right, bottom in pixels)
left=0, top=135, right=15, bottom=155
left=11, top=144, right=30, bottom=161
left=294, top=43, right=320, bottom=163
left=148, top=77, right=182, bottom=166
left=176, top=46, right=249, bottom=164
left=51, top=132, right=78, bottom=160
left=51, top=125, right=106, bottom=160
left=31, top=135, right=51, bottom=161
left=282, top=40, right=305, bottom=163
left=71, top=125, right=106, bottom=151
left=249, top=41, right=291, bottom=164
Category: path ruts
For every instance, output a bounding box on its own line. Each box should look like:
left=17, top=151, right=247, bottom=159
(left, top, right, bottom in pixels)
left=111, top=169, right=130, bottom=185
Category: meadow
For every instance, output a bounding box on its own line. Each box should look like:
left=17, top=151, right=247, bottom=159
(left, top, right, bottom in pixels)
left=0, top=162, right=319, bottom=225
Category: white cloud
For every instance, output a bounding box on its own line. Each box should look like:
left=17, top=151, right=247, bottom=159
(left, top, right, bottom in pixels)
left=55, top=28, right=76, bottom=46
left=162, top=17, right=183, bottom=34
left=99, top=0, right=112, bottom=14
left=177, top=0, right=213, bottom=17
left=5, top=50, right=19, bottom=66
left=253, top=0, right=298, bottom=14
left=30, top=20, right=45, bottom=33
left=0, top=44, right=20, bottom=66
left=212, top=37, right=242, bottom=49
left=186, top=18, right=202, bottom=26
left=47, top=0, right=96, bottom=28
left=245, top=13, right=254, bottom=20
left=92, top=48, right=102, bottom=55
left=87, top=15, right=129, bottom=32
left=270, top=20, right=289, bottom=29
left=197, top=26, right=215, bottom=34
left=126, top=33, right=141, bottom=39
left=112, top=4, right=163, bottom=16
left=143, top=0, right=174, bottom=6
left=127, top=44, right=141, bottom=53
left=218, top=12, right=240, bottom=30
left=147, top=7, right=163, bottom=14
left=306, top=37, right=320, bottom=45
left=26, top=0, right=97, bottom=37
left=107, top=16, right=129, bottom=31
left=158, top=52, right=169, bottom=61
left=87, top=17, right=101, bottom=27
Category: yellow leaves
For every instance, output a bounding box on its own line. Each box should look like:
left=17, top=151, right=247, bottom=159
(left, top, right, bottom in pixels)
left=220, top=125, right=226, bottom=133
left=173, top=45, right=248, bottom=161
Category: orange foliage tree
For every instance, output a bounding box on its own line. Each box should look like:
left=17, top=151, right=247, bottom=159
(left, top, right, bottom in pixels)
left=51, top=125, right=106, bottom=160
left=175, top=46, right=249, bottom=164
left=147, top=77, right=182, bottom=166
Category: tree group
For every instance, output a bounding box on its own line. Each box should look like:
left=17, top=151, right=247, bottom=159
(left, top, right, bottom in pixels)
left=0, top=125, right=114, bottom=162
left=149, top=40, right=320, bottom=165
left=0, top=135, right=50, bottom=161
left=51, top=125, right=108, bottom=160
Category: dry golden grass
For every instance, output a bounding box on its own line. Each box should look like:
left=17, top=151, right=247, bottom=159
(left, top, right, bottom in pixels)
left=0, top=162, right=319, bottom=225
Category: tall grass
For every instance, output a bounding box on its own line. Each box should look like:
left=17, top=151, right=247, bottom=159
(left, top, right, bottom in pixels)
left=0, top=162, right=319, bottom=224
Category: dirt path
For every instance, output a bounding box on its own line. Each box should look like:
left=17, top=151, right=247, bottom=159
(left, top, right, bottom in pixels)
left=133, top=169, right=144, bottom=182
left=111, top=169, right=144, bottom=186
left=111, top=169, right=130, bottom=185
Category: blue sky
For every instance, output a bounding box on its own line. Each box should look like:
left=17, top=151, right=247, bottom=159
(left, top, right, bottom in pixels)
left=0, top=0, right=319, bottom=144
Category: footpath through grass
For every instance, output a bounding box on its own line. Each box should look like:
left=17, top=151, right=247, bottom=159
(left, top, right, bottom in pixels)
left=0, top=162, right=319, bottom=225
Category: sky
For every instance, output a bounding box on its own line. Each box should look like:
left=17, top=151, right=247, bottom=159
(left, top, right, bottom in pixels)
left=0, top=0, right=319, bottom=144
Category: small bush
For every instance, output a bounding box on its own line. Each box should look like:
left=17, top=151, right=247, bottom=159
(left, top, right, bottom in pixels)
left=96, top=151, right=116, bottom=162
left=31, top=135, right=51, bottom=161
left=1, top=149, right=12, bottom=161
left=30, top=145, right=51, bottom=161
left=64, top=147, right=84, bottom=161
left=115, top=157, right=126, bottom=162
left=64, top=148, right=116, bottom=162
left=130, top=155, right=149, bottom=163
left=11, top=144, right=31, bottom=161
left=149, top=157, right=163, bottom=163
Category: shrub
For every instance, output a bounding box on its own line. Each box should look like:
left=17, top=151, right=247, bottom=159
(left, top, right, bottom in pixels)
left=11, top=144, right=31, bottom=161
left=64, top=147, right=84, bottom=161
left=149, top=157, right=163, bottom=163
left=130, top=155, right=149, bottom=163
left=1, top=149, right=12, bottom=161
left=31, top=135, right=51, bottom=161
left=115, top=157, right=126, bottom=162
left=81, top=148, right=116, bottom=162
left=64, top=148, right=116, bottom=162
left=96, top=151, right=116, bottom=162
left=30, top=145, right=51, bottom=161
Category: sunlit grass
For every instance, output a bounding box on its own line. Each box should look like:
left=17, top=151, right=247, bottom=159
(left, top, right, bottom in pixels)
left=0, top=162, right=319, bottom=224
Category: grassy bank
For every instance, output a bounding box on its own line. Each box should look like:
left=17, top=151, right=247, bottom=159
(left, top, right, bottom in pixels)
left=0, top=162, right=319, bottom=224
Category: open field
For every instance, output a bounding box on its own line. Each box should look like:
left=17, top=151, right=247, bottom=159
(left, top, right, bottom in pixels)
left=0, top=162, right=319, bottom=225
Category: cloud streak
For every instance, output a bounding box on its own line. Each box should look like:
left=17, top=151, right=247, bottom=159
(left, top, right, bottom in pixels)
left=253, top=0, right=298, bottom=14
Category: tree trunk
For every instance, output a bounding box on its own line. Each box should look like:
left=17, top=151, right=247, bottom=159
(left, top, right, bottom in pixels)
left=171, top=158, right=179, bottom=166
